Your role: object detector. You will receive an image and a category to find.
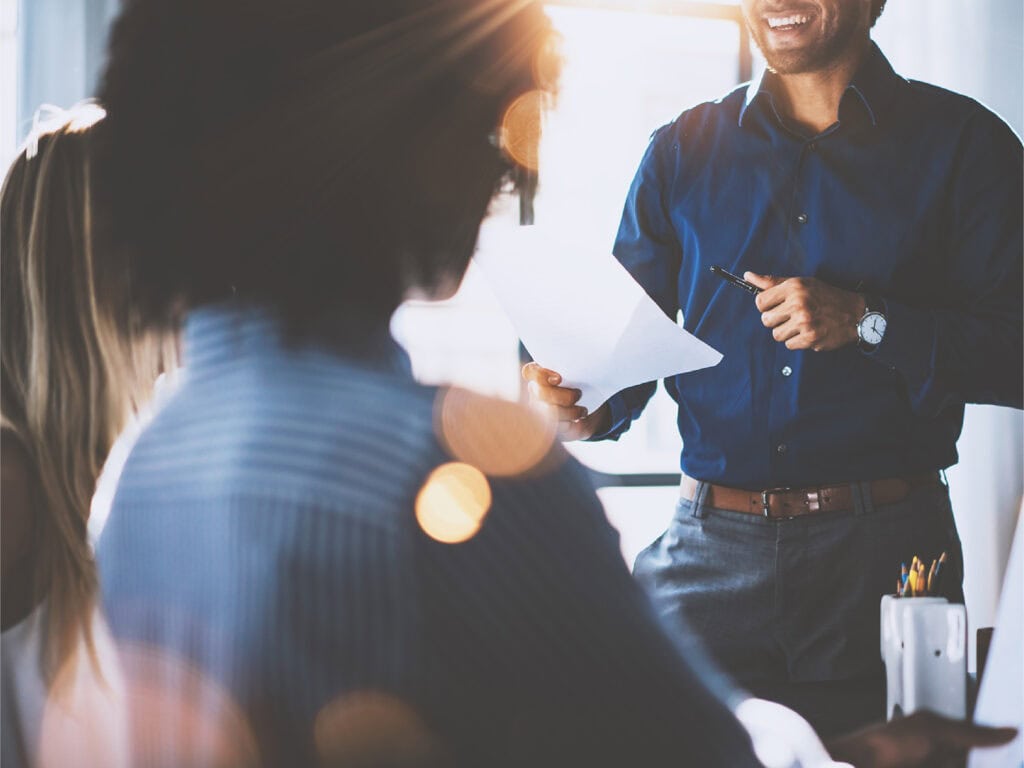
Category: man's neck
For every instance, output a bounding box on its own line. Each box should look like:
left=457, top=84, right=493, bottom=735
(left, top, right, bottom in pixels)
left=770, top=38, right=871, bottom=135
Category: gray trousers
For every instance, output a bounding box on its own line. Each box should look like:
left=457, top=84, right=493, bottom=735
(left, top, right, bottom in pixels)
left=634, top=479, right=964, bottom=736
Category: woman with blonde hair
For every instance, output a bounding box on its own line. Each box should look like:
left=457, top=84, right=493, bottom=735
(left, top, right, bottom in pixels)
left=1, top=104, right=165, bottom=768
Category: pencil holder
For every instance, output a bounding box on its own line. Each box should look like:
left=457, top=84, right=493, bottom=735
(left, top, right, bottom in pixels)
left=880, top=595, right=967, bottom=720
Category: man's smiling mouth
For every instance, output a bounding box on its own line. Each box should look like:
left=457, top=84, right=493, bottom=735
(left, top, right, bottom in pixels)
left=766, top=13, right=812, bottom=31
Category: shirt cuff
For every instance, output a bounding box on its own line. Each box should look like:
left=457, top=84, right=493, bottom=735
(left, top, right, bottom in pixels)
left=861, top=297, right=938, bottom=411
left=586, top=393, right=631, bottom=442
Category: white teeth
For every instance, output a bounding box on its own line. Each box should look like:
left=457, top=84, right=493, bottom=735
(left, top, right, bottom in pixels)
left=767, top=14, right=810, bottom=28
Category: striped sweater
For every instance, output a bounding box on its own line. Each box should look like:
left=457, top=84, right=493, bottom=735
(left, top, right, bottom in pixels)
left=97, top=303, right=760, bottom=767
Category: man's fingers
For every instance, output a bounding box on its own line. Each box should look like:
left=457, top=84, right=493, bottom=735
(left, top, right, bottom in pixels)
left=830, top=713, right=1017, bottom=768
left=747, top=271, right=787, bottom=311
left=564, top=406, right=609, bottom=439
left=744, top=271, right=783, bottom=291
left=772, top=322, right=801, bottom=344
left=524, top=364, right=581, bottom=409
left=551, top=404, right=588, bottom=423
left=761, top=309, right=790, bottom=329
left=785, top=336, right=812, bottom=350
left=949, top=725, right=1017, bottom=748
left=892, top=712, right=1018, bottom=762
left=522, top=362, right=562, bottom=386
left=528, top=381, right=582, bottom=407
left=521, top=362, right=541, bottom=381
left=559, top=420, right=591, bottom=441
left=920, top=714, right=1017, bottom=749
left=754, top=284, right=787, bottom=312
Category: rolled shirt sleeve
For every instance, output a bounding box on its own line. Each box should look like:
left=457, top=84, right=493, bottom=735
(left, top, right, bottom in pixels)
left=867, top=109, right=1023, bottom=416
left=588, top=383, right=657, bottom=442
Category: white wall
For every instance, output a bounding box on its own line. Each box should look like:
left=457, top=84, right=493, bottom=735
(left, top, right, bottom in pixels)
left=874, top=0, right=1023, bottom=133
left=874, top=0, right=1024, bottom=670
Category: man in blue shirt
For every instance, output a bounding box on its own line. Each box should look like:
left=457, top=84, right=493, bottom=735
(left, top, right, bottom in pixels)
left=526, top=0, right=1022, bottom=736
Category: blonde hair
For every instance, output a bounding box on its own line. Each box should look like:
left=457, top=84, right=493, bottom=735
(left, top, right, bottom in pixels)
left=1, top=103, right=170, bottom=681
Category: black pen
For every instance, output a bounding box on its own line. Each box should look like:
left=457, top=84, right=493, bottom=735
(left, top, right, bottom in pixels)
left=710, top=265, right=761, bottom=295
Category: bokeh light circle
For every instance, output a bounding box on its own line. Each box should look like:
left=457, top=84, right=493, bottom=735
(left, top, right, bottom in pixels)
left=314, top=690, right=450, bottom=767
left=499, top=90, right=547, bottom=171
left=116, top=642, right=259, bottom=768
left=415, top=462, right=492, bottom=544
left=434, top=388, right=559, bottom=479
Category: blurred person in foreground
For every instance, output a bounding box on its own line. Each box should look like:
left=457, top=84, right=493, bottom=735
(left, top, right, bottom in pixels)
left=93, top=1, right=1013, bottom=766
left=1, top=105, right=167, bottom=768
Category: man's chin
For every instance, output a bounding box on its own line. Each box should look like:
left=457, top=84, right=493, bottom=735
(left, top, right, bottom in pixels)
left=759, top=44, right=832, bottom=75
left=764, top=55, right=819, bottom=75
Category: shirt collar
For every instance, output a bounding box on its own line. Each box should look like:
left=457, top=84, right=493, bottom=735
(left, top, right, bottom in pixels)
left=184, top=301, right=413, bottom=379
left=738, top=41, right=903, bottom=130
left=738, top=66, right=775, bottom=128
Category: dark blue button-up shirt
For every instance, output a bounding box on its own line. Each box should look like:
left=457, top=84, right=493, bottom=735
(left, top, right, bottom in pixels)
left=600, top=43, right=1022, bottom=489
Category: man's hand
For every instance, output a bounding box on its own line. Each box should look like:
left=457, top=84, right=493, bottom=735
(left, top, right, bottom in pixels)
left=827, top=711, right=1017, bottom=768
left=746, top=272, right=866, bottom=352
left=521, top=363, right=610, bottom=441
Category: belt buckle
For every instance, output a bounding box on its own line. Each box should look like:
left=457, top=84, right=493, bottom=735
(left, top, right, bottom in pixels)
left=761, top=487, right=791, bottom=518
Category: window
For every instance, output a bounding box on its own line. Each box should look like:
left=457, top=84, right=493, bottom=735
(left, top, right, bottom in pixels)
left=0, top=1, right=17, bottom=163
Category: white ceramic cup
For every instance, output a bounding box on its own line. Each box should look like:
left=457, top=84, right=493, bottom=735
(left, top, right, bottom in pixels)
left=880, top=595, right=967, bottom=720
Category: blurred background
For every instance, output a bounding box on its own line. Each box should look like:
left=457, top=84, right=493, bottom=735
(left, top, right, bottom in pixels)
left=2, top=0, right=1020, bottom=673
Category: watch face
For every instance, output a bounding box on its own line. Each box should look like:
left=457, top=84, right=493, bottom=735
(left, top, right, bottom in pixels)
left=859, top=311, right=887, bottom=345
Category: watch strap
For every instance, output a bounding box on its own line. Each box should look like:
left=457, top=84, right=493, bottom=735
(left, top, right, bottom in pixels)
left=862, top=293, right=883, bottom=317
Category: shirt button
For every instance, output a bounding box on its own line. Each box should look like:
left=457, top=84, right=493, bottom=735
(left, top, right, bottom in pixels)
left=808, top=142, right=817, bottom=151
left=781, top=365, right=793, bottom=377
left=777, top=443, right=788, bottom=454
left=796, top=212, right=809, bottom=225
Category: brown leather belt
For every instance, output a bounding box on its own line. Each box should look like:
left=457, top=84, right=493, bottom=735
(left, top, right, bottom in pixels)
left=680, top=472, right=943, bottom=520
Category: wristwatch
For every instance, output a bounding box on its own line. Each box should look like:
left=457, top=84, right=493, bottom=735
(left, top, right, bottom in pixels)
left=856, top=294, right=887, bottom=352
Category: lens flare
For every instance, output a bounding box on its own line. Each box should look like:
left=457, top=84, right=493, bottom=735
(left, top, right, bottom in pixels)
left=532, top=30, right=563, bottom=94
left=38, top=640, right=129, bottom=768
left=314, top=690, right=450, bottom=767
left=115, top=642, right=259, bottom=768
left=434, top=388, right=559, bottom=478
left=499, top=89, right=547, bottom=171
left=415, top=462, right=491, bottom=544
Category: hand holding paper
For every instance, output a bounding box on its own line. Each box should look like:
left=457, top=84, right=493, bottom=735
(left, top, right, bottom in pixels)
left=474, top=223, right=721, bottom=413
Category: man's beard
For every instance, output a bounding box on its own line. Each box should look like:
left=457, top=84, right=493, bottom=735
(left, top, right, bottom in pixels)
left=745, top=6, right=864, bottom=75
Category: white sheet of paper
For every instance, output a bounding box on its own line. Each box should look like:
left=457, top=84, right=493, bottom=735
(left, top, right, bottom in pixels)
left=474, top=223, right=721, bottom=411
left=968, top=508, right=1024, bottom=768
